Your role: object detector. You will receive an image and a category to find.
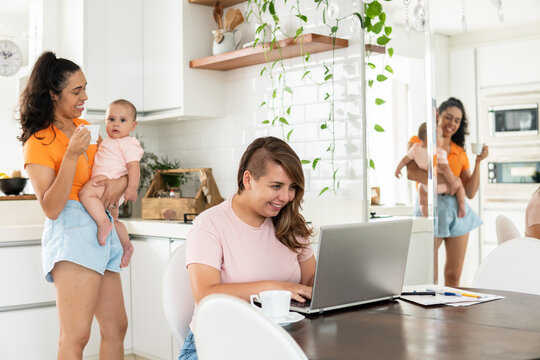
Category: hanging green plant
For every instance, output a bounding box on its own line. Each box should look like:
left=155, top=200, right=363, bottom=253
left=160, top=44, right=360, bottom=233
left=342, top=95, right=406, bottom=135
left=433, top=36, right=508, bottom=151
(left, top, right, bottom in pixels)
left=246, top=0, right=393, bottom=196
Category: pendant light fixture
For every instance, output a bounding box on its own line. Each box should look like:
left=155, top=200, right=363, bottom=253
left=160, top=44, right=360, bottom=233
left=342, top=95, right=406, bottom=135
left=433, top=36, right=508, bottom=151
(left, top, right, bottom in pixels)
left=403, top=0, right=411, bottom=35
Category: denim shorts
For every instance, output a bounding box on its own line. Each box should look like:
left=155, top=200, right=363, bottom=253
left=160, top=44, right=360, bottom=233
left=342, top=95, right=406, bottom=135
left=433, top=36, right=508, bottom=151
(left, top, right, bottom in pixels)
left=178, top=330, right=198, bottom=360
left=414, top=194, right=483, bottom=238
left=41, top=200, right=122, bottom=282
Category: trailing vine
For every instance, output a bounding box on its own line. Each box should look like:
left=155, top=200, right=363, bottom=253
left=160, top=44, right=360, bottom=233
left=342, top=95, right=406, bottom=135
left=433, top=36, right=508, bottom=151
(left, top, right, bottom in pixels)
left=246, top=0, right=393, bottom=195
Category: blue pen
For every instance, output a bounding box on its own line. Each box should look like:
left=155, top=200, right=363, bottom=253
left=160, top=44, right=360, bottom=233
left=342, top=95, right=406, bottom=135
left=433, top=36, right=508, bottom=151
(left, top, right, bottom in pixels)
left=443, top=291, right=462, bottom=297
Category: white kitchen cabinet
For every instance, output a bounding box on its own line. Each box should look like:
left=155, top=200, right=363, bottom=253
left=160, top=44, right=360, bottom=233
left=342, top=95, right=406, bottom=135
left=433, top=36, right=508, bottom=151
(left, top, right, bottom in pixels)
left=131, top=236, right=173, bottom=360
left=0, top=243, right=55, bottom=306
left=80, top=0, right=222, bottom=120
left=0, top=306, right=59, bottom=360
left=84, top=0, right=144, bottom=113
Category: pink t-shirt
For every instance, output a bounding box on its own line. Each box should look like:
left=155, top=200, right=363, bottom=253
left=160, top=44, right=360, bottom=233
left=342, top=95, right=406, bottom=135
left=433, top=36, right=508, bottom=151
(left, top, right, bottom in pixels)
left=186, top=196, right=314, bottom=284
left=91, top=136, right=143, bottom=179
left=525, top=191, right=540, bottom=238
left=407, top=143, right=448, bottom=193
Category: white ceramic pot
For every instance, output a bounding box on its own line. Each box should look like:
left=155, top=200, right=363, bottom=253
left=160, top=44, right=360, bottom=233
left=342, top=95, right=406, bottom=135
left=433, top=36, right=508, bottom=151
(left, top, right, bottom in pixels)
left=212, top=29, right=243, bottom=55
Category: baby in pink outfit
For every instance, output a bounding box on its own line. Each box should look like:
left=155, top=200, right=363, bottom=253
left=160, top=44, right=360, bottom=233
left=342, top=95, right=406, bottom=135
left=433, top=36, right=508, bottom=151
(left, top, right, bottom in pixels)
left=79, top=99, right=143, bottom=267
left=395, top=122, right=466, bottom=218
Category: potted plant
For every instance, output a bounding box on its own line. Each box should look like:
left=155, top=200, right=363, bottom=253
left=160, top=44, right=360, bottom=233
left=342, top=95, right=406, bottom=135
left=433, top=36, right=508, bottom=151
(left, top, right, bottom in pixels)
left=150, top=156, right=190, bottom=194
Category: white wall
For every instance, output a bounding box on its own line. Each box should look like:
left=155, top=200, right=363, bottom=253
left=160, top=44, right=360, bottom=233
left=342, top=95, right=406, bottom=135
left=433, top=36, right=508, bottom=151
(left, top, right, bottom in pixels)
left=0, top=13, right=29, bottom=178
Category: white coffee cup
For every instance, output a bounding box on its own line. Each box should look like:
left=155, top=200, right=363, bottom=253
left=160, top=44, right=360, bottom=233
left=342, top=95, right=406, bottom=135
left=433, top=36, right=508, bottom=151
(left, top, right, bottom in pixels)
left=471, top=142, right=484, bottom=155
left=84, top=124, right=100, bottom=144
left=250, top=290, right=291, bottom=321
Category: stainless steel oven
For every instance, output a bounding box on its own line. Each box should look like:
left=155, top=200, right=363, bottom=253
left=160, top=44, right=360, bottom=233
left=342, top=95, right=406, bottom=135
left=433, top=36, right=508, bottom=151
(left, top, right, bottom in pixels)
left=489, top=103, right=538, bottom=137
left=488, top=161, right=540, bottom=184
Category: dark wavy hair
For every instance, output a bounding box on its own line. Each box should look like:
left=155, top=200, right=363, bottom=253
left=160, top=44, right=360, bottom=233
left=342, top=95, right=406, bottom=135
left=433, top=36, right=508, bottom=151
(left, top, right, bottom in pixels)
left=237, top=137, right=313, bottom=251
left=18, top=51, right=81, bottom=144
left=438, top=97, right=469, bottom=149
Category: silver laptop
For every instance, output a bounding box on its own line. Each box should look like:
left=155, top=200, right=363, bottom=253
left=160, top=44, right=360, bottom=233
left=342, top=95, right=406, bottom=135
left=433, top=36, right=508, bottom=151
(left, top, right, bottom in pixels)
left=291, top=219, right=412, bottom=314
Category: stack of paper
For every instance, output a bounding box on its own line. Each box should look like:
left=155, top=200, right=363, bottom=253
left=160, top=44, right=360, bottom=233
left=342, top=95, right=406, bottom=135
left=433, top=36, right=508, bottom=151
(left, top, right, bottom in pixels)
left=400, top=284, right=504, bottom=306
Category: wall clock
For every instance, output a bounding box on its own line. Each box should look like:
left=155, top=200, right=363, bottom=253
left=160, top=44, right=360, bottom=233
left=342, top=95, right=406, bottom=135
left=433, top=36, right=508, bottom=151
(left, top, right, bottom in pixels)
left=0, top=39, right=23, bottom=77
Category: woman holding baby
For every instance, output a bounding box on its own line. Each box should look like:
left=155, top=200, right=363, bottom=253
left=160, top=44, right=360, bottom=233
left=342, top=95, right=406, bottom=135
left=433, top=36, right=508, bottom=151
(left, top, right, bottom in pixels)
left=20, top=51, right=128, bottom=358
left=407, top=97, right=489, bottom=287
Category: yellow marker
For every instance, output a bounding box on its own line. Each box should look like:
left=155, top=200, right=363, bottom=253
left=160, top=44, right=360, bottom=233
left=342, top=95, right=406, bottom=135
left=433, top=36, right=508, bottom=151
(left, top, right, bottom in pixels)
left=459, top=292, right=482, bottom=299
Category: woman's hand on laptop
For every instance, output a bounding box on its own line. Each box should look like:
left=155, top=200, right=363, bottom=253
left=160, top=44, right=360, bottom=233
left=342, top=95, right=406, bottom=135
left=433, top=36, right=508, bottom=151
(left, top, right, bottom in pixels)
left=278, top=282, right=312, bottom=302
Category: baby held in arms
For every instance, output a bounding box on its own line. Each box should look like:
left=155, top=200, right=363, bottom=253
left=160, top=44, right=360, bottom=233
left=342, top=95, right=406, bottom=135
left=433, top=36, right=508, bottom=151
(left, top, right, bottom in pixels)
left=79, top=99, right=143, bottom=267
left=395, top=122, right=466, bottom=218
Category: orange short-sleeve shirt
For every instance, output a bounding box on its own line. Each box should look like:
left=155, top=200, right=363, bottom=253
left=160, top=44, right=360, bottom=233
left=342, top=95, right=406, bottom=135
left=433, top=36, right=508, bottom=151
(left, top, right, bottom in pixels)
left=447, top=142, right=470, bottom=177
left=408, top=135, right=421, bottom=145
left=23, top=119, right=97, bottom=201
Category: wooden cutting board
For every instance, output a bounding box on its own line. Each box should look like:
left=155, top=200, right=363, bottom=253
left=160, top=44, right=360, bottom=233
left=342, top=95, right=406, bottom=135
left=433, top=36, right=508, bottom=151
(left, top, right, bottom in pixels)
left=0, top=194, right=37, bottom=201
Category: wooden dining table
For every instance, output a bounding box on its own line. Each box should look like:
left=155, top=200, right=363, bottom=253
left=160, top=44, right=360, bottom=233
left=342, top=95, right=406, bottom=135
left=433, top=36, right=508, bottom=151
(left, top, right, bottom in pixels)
left=285, top=289, right=540, bottom=359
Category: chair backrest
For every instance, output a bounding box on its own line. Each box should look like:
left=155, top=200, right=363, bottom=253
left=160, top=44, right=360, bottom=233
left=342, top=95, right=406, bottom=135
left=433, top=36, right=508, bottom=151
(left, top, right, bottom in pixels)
left=473, top=237, right=540, bottom=295
left=495, top=214, right=520, bottom=245
left=193, top=294, right=308, bottom=360
left=162, top=244, right=195, bottom=348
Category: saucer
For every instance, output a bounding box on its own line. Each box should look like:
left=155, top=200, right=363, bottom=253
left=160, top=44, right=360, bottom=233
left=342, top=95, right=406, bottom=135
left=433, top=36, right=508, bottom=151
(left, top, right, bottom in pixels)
left=272, top=311, right=305, bottom=326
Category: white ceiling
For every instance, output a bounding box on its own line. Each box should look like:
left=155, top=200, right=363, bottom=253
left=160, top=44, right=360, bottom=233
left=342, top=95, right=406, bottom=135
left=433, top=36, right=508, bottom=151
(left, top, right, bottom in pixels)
left=385, top=0, right=540, bottom=36
left=1, top=0, right=540, bottom=36
left=0, top=0, right=31, bottom=16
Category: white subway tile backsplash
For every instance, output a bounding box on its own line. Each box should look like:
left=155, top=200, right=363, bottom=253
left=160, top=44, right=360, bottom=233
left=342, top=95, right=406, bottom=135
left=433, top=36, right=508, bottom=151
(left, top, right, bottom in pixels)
left=319, top=119, right=347, bottom=141
left=148, top=7, right=368, bottom=201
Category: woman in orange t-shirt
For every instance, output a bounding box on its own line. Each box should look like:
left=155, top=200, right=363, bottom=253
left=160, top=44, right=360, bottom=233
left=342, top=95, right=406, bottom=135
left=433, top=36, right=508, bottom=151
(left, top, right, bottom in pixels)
left=20, top=51, right=128, bottom=358
left=407, top=98, right=488, bottom=287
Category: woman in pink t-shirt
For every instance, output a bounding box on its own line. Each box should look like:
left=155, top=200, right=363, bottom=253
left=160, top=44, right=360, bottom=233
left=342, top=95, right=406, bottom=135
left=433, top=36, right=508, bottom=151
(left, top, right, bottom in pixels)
left=526, top=187, right=540, bottom=239
left=180, top=137, right=316, bottom=360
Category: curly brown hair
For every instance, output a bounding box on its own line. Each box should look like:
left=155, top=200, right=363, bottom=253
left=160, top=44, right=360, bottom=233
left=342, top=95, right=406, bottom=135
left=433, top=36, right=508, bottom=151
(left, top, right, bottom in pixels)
left=237, top=137, right=313, bottom=251
left=18, top=51, right=80, bottom=144
left=438, top=97, right=469, bottom=149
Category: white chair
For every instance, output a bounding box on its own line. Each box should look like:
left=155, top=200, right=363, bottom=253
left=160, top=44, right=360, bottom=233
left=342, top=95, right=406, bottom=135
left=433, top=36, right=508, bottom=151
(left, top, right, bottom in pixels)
left=495, top=214, right=520, bottom=245
left=162, top=244, right=195, bottom=348
left=193, top=294, right=308, bottom=360
left=473, top=237, right=540, bottom=295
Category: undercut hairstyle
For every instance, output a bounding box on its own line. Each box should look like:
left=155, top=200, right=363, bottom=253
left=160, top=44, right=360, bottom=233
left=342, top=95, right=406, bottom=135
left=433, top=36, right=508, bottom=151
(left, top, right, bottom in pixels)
left=237, top=137, right=313, bottom=251
left=438, top=97, right=469, bottom=149
left=19, top=51, right=81, bottom=144
left=109, top=99, right=137, bottom=121
left=418, top=122, right=427, bottom=142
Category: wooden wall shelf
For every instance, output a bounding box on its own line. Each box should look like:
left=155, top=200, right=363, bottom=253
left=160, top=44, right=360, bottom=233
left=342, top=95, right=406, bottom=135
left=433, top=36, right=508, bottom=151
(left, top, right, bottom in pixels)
left=365, top=44, right=386, bottom=55
left=190, top=33, right=349, bottom=71
left=188, top=0, right=245, bottom=7
left=0, top=194, right=37, bottom=201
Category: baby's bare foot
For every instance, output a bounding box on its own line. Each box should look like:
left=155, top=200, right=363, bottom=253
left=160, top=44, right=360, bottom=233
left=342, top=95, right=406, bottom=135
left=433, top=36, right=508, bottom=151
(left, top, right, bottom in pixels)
left=120, top=241, right=134, bottom=267
left=458, top=204, right=466, bottom=218
left=97, top=221, right=113, bottom=245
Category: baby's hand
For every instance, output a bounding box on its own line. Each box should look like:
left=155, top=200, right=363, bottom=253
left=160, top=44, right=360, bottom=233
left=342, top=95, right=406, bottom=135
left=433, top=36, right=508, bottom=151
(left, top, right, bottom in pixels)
left=395, top=169, right=402, bottom=178
left=124, top=187, right=138, bottom=202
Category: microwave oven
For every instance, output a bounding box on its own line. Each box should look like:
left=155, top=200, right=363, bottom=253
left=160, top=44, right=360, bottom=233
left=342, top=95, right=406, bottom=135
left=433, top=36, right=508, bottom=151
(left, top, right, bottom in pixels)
left=488, top=161, right=540, bottom=184
left=488, top=103, right=538, bottom=136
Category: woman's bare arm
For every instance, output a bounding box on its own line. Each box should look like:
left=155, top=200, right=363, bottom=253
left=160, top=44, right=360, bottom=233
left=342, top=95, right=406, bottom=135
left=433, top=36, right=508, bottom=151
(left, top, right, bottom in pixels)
left=187, top=263, right=313, bottom=304
left=406, top=161, right=428, bottom=185
left=299, top=255, right=316, bottom=286
left=461, top=145, right=489, bottom=199
left=26, top=127, right=90, bottom=219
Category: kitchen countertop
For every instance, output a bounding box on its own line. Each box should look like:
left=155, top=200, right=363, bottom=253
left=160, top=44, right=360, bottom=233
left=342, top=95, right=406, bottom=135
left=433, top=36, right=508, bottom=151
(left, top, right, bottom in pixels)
left=1, top=200, right=431, bottom=243
left=124, top=218, right=193, bottom=239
